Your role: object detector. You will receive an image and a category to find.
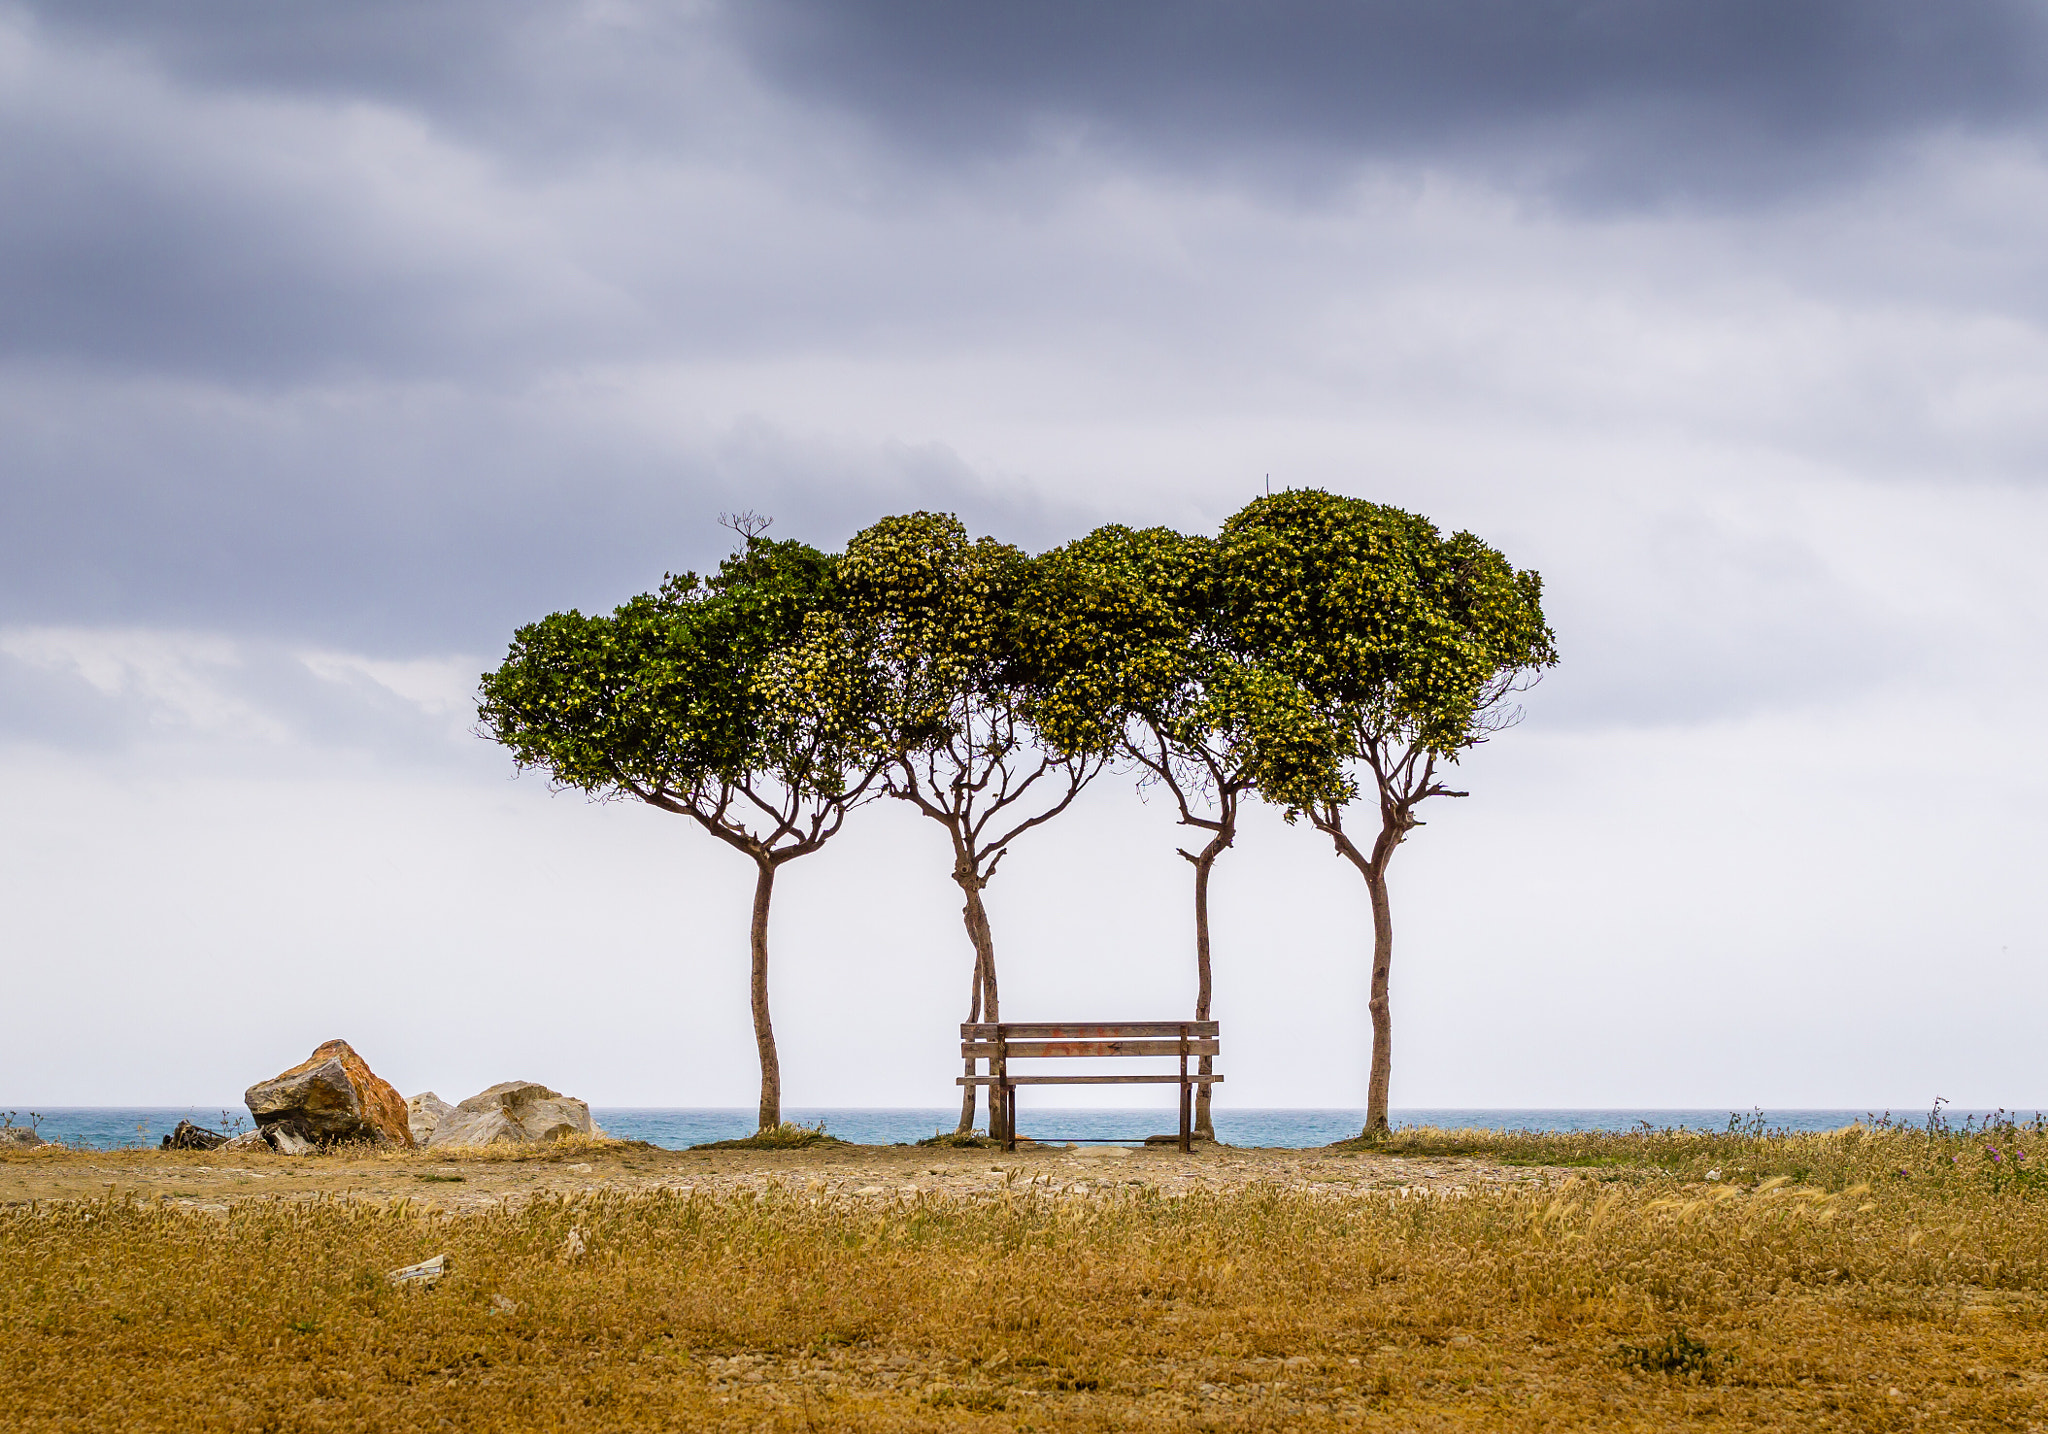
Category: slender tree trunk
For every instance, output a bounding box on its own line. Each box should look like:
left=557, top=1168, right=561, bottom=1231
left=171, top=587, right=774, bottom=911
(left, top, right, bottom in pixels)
left=972, top=886, right=1003, bottom=1139
left=954, top=877, right=1001, bottom=1135
left=749, top=857, right=782, bottom=1133
left=1316, top=802, right=1406, bottom=1141
left=956, top=933, right=982, bottom=1135
left=1362, top=857, right=1395, bottom=1137
left=1189, top=827, right=1229, bottom=1141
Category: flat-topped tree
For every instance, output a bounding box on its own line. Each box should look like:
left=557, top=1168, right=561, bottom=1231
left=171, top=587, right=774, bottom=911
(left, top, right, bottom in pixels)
left=777, top=512, right=1105, bottom=1137
left=476, top=520, right=882, bottom=1134
left=1018, top=525, right=1344, bottom=1139
left=1214, top=490, right=1556, bottom=1138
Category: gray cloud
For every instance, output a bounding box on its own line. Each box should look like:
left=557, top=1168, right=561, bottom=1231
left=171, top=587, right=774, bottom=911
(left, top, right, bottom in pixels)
left=0, top=0, right=2042, bottom=733
left=24, top=2, right=2048, bottom=212
left=726, top=0, right=2048, bottom=205
left=0, top=367, right=1091, bottom=651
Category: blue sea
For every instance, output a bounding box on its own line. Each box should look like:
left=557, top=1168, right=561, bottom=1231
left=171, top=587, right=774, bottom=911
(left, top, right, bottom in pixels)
left=9, top=1105, right=2024, bottom=1151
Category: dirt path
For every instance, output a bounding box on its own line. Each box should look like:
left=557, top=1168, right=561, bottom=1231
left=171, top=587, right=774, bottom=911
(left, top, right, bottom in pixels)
left=1, top=1141, right=1570, bottom=1212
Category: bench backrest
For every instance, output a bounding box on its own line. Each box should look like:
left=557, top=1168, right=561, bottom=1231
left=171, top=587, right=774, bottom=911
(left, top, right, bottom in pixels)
left=961, top=1021, right=1219, bottom=1061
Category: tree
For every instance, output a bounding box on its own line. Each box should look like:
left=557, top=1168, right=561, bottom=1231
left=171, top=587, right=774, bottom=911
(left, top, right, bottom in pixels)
left=476, top=525, right=881, bottom=1133
left=1018, top=525, right=1343, bottom=1138
left=1214, top=490, right=1557, bottom=1138
left=774, top=512, right=1105, bottom=1137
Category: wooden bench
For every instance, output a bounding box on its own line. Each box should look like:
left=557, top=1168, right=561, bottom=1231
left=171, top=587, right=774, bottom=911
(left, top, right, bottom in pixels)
left=959, top=1021, right=1222, bottom=1153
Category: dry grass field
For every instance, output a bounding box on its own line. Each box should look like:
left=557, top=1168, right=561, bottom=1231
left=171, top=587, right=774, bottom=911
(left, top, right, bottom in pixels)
left=5, top=1120, right=2047, bottom=1431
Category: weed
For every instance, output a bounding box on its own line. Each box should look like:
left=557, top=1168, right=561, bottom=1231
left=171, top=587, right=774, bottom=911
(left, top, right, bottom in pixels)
left=1618, top=1329, right=1726, bottom=1378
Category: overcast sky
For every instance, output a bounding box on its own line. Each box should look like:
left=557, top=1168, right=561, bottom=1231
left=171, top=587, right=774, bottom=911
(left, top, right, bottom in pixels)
left=4, top=1, right=2046, bottom=1117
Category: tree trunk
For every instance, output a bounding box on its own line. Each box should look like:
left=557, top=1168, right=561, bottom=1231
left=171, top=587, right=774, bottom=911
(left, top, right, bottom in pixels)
left=1189, top=830, right=1227, bottom=1141
left=956, top=935, right=982, bottom=1135
left=954, top=878, right=1001, bottom=1136
left=1316, top=802, right=1405, bottom=1142
left=974, top=887, right=1003, bottom=1140
left=1362, top=857, right=1394, bottom=1137
left=749, top=857, right=782, bottom=1133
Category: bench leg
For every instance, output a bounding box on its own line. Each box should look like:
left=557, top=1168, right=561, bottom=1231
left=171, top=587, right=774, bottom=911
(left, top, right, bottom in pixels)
left=1179, top=1079, right=1191, bottom=1154
left=1002, top=1080, right=1016, bottom=1153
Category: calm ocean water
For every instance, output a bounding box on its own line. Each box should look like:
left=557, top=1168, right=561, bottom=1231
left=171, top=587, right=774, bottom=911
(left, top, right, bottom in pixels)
left=10, top=1105, right=2021, bottom=1151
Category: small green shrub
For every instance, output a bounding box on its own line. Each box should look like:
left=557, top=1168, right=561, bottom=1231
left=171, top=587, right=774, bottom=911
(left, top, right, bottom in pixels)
left=1618, top=1329, right=1725, bottom=1378
left=692, top=1121, right=845, bottom=1151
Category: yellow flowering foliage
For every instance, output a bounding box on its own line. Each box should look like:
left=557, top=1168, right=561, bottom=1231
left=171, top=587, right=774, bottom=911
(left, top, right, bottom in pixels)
left=764, top=511, right=1032, bottom=754
left=1014, top=523, right=1350, bottom=805
left=1212, top=489, right=1557, bottom=795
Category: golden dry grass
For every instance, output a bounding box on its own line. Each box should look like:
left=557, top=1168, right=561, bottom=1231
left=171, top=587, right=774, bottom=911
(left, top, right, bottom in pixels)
left=6, top=1124, right=2048, bottom=1431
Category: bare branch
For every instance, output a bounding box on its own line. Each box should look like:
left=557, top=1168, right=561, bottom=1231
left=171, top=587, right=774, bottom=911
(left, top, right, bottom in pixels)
left=717, top=509, right=774, bottom=540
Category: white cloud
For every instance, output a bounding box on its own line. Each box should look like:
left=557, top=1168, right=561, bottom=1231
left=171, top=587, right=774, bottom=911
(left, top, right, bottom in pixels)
left=0, top=626, right=289, bottom=741
left=299, top=650, right=482, bottom=734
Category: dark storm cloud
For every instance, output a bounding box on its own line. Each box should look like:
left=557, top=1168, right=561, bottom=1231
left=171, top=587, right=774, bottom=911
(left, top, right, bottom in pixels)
left=17, top=1, right=561, bottom=117
left=0, top=0, right=2039, bottom=740
left=27, top=1, right=2048, bottom=204
left=0, top=5, right=1089, bottom=650
left=0, top=375, right=1089, bottom=653
left=0, top=126, right=611, bottom=383
left=729, top=0, right=2048, bottom=203
left=12, top=1, right=731, bottom=165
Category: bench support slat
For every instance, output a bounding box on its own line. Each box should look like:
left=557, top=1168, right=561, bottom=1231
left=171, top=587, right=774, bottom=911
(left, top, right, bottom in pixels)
left=957, top=1075, right=1223, bottom=1086
left=963, top=1021, right=1218, bottom=1040
left=962, top=1039, right=1220, bottom=1060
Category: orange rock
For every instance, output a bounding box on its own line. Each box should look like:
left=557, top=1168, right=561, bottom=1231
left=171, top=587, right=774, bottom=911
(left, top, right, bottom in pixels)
left=244, top=1038, right=415, bottom=1148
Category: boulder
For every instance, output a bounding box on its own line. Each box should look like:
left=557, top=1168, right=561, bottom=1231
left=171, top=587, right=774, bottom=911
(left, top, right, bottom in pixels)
left=220, top=1129, right=271, bottom=1154
left=407, top=1092, right=452, bottom=1146
left=0, top=1126, right=45, bottom=1148
left=427, top=1082, right=595, bottom=1148
left=244, top=1039, right=414, bottom=1148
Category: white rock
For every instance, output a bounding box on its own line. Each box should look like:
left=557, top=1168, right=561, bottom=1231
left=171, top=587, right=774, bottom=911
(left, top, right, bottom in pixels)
left=387, top=1253, right=449, bottom=1287
left=407, top=1092, right=452, bottom=1145
left=220, top=1130, right=270, bottom=1154
left=270, top=1126, right=316, bottom=1156
left=426, top=1081, right=595, bottom=1148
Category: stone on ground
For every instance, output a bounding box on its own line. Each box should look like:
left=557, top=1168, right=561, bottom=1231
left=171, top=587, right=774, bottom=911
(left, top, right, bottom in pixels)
left=161, top=1120, right=228, bottom=1151
left=0, top=1126, right=45, bottom=1147
left=220, top=1129, right=270, bottom=1153
left=406, top=1092, right=452, bottom=1145
left=268, top=1126, right=317, bottom=1156
left=426, top=1081, right=596, bottom=1148
left=244, top=1038, right=414, bottom=1148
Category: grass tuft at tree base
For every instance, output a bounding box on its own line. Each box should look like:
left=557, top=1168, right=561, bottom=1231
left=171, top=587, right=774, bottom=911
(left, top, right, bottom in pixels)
left=916, top=1131, right=1003, bottom=1149
left=691, top=1121, right=846, bottom=1150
